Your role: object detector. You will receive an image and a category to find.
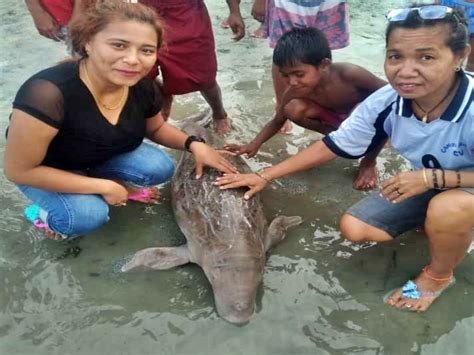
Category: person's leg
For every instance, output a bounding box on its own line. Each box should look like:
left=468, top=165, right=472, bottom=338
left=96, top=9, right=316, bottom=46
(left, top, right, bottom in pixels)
left=352, top=140, right=386, bottom=191
left=283, top=98, right=338, bottom=135
left=272, top=64, right=292, bottom=134
left=466, top=36, right=474, bottom=72
left=89, top=142, right=175, bottom=203
left=154, top=79, right=174, bottom=121
left=18, top=184, right=110, bottom=239
left=386, top=189, right=474, bottom=312
left=200, top=82, right=232, bottom=134
left=340, top=189, right=439, bottom=243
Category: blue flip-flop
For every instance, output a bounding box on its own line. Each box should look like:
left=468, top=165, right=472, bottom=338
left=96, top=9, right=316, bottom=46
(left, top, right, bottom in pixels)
left=383, top=278, right=456, bottom=305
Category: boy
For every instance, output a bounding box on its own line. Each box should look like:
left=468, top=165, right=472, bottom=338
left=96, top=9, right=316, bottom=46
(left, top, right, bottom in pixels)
left=225, top=27, right=387, bottom=190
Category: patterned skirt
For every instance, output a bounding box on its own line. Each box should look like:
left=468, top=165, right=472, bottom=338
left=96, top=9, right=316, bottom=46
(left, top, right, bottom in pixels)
left=264, top=0, right=350, bottom=49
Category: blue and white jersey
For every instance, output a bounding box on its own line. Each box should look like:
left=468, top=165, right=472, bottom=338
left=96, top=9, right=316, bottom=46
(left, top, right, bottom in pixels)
left=323, top=71, right=474, bottom=171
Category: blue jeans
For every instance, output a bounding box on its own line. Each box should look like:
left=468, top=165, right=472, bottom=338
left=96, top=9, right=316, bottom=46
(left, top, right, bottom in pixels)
left=18, top=143, right=175, bottom=237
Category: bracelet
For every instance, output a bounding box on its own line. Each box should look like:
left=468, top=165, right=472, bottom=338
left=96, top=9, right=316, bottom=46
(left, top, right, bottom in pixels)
left=422, top=168, right=429, bottom=188
left=422, top=265, right=453, bottom=282
left=455, top=170, right=461, bottom=188
left=431, top=169, right=439, bottom=189
left=255, top=171, right=271, bottom=184
left=441, top=169, right=446, bottom=189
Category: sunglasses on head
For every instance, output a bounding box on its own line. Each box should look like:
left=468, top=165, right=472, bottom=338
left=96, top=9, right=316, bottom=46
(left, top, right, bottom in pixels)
left=385, top=5, right=456, bottom=22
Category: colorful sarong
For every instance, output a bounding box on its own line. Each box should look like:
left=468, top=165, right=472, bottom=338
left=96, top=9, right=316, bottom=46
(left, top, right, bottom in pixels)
left=440, top=0, right=474, bottom=35
left=264, top=0, right=350, bottom=49
left=141, top=0, right=217, bottom=95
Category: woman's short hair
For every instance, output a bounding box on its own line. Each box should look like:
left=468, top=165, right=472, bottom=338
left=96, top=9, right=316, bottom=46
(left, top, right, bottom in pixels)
left=69, top=0, right=163, bottom=58
left=385, top=4, right=468, bottom=55
left=273, top=27, right=332, bottom=68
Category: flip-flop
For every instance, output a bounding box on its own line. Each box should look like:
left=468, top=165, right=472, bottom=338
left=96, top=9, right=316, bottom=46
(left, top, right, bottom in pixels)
left=383, top=278, right=456, bottom=305
left=24, top=204, right=67, bottom=240
left=127, top=187, right=160, bottom=204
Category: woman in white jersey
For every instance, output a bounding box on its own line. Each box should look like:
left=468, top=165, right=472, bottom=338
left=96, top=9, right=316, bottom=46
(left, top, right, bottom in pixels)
left=216, top=4, right=474, bottom=312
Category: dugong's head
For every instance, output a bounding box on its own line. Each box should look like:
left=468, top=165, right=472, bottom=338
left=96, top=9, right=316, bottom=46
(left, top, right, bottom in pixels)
left=202, top=256, right=264, bottom=325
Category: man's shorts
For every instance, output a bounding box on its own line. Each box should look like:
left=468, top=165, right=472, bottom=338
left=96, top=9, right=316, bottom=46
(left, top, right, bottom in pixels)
left=142, top=0, right=217, bottom=95
left=346, top=188, right=474, bottom=238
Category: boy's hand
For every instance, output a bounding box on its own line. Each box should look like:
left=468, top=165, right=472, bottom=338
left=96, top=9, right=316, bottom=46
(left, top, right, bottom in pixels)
left=223, top=142, right=259, bottom=158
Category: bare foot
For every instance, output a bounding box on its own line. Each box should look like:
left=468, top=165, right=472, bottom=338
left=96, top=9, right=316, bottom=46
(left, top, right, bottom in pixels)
left=279, top=119, right=293, bottom=134
left=44, top=227, right=67, bottom=241
left=220, top=19, right=230, bottom=29
left=250, top=25, right=265, bottom=38
left=385, top=268, right=454, bottom=312
left=127, top=186, right=161, bottom=204
left=353, top=161, right=377, bottom=190
left=213, top=117, right=232, bottom=134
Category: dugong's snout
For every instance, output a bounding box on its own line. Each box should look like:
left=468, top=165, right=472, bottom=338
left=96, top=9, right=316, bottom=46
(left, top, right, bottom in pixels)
left=206, top=262, right=262, bottom=325
left=215, top=294, right=256, bottom=325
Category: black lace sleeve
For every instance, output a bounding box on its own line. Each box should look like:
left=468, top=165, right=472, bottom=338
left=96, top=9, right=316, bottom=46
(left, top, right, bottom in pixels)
left=13, top=78, right=65, bottom=128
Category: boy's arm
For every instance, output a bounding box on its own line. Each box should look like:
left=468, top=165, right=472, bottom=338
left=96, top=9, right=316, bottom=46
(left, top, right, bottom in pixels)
left=224, top=113, right=286, bottom=157
left=250, top=111, right=287, bottom=147
left=340, top=64, right=387, bottom=93
left=25, top=0, right=62, bottom=40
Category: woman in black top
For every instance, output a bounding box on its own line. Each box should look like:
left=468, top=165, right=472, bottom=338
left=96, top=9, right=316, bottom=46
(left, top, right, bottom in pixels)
left=4, top=0, right=237, bottom=240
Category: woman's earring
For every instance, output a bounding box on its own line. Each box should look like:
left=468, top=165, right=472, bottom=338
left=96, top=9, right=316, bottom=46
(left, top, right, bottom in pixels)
left=455, top=65, right=462, bottom=72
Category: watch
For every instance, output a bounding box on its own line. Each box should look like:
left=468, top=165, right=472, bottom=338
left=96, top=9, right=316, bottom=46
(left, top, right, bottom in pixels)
left=184, top=135, right=206, bottom=152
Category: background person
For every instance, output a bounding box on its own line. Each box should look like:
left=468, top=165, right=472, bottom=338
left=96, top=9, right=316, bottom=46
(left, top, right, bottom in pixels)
left=438, top=0, right=474, bottom=70
left=140, top=0, right=245, bottom=134
left=25, top=0, right=93, bottom=42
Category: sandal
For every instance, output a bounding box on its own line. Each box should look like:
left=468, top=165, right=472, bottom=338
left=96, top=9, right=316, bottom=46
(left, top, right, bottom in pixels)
left=24, top=204, right=67, bottom=241
left=127, top=187, right=160, bottom=204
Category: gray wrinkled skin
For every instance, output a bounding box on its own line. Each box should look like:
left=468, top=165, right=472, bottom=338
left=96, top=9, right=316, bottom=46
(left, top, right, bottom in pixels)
left=123, top=116, right=302, bottom=324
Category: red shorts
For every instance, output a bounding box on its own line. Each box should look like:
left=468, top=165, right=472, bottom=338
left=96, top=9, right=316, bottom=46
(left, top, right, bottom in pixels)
left=40, top=0, right=73, bottom=26
left=141, top=0, right=218, bottom=95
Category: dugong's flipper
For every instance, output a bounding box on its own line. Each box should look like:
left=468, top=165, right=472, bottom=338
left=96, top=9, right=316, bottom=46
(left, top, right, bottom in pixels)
left=264, top=216, right=303, bottom=251
left=121, top=245, right=191, bottom=272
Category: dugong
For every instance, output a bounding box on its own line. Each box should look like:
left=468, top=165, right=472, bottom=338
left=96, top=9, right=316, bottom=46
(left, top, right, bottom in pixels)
left=122, top=118, right=302, bottom=324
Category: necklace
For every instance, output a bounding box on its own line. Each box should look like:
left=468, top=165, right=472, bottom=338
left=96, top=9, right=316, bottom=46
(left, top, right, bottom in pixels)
left=412, top=78, right=459, bottom=123
left=82, top=61, right=127, bottom=110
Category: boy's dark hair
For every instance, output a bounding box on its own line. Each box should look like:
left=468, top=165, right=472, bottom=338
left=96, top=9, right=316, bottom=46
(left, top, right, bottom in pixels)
left=273, top=27, right=332, bottom=68
left=385, top=4, right=468, bottom=55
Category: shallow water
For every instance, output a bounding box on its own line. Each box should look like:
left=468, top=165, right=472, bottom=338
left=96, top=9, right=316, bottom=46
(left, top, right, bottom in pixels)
left=0, top=1, right=473, bottom=354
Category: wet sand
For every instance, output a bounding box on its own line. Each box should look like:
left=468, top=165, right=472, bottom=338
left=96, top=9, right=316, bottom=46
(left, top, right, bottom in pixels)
left=0, top=1, right=472, bottom=354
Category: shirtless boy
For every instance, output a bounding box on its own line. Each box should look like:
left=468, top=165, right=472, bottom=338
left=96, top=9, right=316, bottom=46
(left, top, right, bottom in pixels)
left=225, top=27, right=387, bottom=189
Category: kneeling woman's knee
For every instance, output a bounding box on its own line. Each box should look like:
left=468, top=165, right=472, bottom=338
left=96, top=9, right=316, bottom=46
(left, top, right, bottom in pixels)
left=426, top=191, right=474, bottom=230
left=339, top=214, right=369, bottom=242
left=143, top=149, right=175, bottom=185
left=48, top=195, right=110, bottom=236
